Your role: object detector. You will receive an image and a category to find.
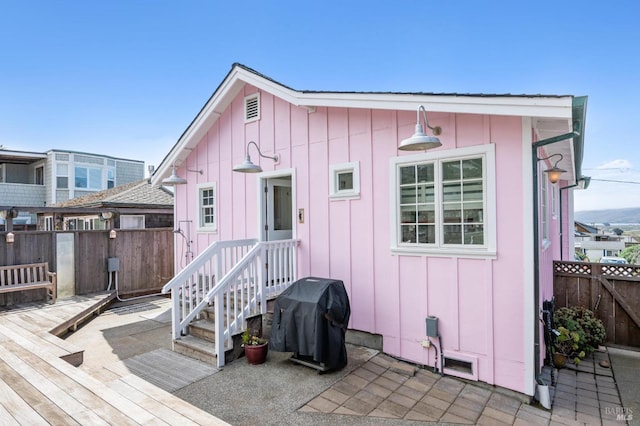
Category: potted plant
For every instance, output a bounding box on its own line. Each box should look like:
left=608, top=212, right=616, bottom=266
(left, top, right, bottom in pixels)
left=242, top=328, right=268, bottom=365
left=552, top=306, right=606, bottom=367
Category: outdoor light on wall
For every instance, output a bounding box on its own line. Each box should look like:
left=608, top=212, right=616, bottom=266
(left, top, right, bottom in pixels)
left=233, top=141, right=279, bottom=173
left=161, top=165, right=204, bottom=186
left=109, top=230, right=117, bottom=239
left=399, top=105, right=442, bottom=151
left=539, top=153, right=567, bottom=184
left=6, top=232, right=14, bottom=243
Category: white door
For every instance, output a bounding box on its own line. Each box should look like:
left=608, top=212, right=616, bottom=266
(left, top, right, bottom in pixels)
left=264, top=177, right=292, bottom=241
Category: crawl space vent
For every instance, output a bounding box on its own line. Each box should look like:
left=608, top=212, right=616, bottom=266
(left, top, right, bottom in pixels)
left=442, top=353, right=478, bottom=381
left=245, top=93, right=260, bottom=122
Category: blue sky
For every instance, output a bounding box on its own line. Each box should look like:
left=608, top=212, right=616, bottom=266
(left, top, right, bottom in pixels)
left=1, top=1, right=639, bottom=212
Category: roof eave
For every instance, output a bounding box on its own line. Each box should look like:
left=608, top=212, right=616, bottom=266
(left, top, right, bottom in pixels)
left=151, top=63, right=576, bottom=185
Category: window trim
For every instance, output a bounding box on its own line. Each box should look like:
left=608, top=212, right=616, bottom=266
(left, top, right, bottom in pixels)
left=390, top=144, right=497, bottom=258
left=196, top=182, right=217, bottom=233
left=329, top=161, right=360, bottom=199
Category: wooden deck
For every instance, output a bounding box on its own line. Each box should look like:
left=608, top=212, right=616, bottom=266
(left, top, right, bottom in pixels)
left=0, top=293, right=229, bottom=425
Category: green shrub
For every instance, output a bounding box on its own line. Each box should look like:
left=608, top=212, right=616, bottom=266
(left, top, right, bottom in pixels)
left=554, top=306, right=606, bottom=364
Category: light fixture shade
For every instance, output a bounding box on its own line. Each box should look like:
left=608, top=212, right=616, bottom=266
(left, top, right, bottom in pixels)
left=544, top=166, right=567, bottom=184
left=162, top=168, right=188, bottom=186
left=399, top=123, right=442, bottom=151
left=233, top=157, right=263, bottom=173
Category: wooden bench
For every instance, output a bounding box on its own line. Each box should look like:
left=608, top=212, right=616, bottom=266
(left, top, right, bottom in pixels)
left=0, top=262, right=57, bottom=304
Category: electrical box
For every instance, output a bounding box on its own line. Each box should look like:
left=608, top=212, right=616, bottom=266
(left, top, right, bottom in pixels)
left=426, top=316, right=439, bottom=337
left=108, top=257, right=120, bottom=272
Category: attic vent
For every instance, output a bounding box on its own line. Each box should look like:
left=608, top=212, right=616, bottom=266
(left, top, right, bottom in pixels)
left=245, top=93, right=260, bottom=123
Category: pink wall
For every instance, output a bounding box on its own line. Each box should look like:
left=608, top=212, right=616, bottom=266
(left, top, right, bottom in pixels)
left=174, top=86, right=537, bottom=394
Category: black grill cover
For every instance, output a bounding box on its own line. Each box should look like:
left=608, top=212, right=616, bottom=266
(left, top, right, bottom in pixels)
left=269, top=277, right=350, bottom=370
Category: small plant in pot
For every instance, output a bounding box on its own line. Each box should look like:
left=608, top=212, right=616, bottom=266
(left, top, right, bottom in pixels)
left=242, top=328, right=268, bottom=365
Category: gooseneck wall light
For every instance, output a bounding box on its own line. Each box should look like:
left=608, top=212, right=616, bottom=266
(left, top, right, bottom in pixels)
left=539, top=153, right=567, bottom=184
left=399, top=105, right=443, bottom=151
left=162, top=165, right=203, bottom=186
left=233, top=141, right=279, bottom=173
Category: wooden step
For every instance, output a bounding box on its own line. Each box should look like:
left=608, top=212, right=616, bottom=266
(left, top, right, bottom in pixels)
left=189, top=318, right=215, bottom=342
left=0, top=322, right=84, bottom=366
left=174, top=335, right=218, bottom=366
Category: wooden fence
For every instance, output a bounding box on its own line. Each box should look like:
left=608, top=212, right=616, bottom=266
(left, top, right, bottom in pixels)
left=554, top=261, right=640, bottom=348
left=0, top=229, right=174, bottom=305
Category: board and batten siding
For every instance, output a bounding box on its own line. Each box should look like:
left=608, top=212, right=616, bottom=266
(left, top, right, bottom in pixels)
left=174, top=85, right=530, bottom=394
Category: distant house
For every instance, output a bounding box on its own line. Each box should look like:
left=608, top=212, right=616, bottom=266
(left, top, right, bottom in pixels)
left=152, top=63, right=588, bottom=397
left=0, top=148, right=145, bottom=228
left=575, top=221, right=625, bottom=261
left=38, top=179, right=173, bottom=230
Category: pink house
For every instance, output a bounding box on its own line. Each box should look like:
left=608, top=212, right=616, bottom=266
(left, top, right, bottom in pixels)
left=152, top=63, right=588, bottom=397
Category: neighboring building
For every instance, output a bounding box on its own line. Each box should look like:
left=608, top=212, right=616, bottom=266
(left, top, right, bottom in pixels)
left=152, top=63, right=588, bottom=397
left=575, top=221, right=626, bottom=261
left=0, top=148, right=145, bottom=227
left=39, top=179, right=174, bottom=230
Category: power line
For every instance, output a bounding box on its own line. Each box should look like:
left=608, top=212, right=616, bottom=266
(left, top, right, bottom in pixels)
left=590, top=178, right=640, bottom=185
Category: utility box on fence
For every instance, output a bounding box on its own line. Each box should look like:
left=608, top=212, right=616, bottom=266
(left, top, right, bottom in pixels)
left=108, top=257, right=120, bottom=273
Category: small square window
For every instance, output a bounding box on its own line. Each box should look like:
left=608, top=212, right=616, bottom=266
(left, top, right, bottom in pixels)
left=329, top=162, right=360, bottom=199
left=337, top=171, right=353, bottom=191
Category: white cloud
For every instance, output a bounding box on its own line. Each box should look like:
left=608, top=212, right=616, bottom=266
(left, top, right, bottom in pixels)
left=595, top=159, right=632, bottom=170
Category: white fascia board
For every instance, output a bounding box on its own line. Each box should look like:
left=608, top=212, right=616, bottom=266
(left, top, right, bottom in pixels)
left=293, top=92, right=574, bottom=119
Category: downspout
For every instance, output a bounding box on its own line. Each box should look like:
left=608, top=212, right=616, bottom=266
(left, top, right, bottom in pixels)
left=531, top=97, right=586, bottom=384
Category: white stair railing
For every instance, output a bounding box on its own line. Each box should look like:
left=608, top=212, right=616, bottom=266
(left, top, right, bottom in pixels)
left=207, top=239, right=298, bottom=367
left=162, top=239, right=257, bottom=340
left=162, top=238, right=299, bottom=368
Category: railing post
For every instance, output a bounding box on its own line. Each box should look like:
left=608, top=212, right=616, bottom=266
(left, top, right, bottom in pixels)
left=171, top=289, right=181, bottom=340
left=259, top=244, right=266, bottom=314
left=214, top=292, right=225, bottom=367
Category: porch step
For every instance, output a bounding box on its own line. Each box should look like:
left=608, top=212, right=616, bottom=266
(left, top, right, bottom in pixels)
left=189, top=318, right=216, bottom=342
left=173, top=335, right=218, bottom=366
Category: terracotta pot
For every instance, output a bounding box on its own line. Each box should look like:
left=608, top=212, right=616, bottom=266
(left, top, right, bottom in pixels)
left=245, top=342, right=268, bottom=365
left=553, top=352, right=567, bottom=368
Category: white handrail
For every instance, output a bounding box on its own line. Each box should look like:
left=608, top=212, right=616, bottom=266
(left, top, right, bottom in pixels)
left=163, top=238, right=299, bottom=368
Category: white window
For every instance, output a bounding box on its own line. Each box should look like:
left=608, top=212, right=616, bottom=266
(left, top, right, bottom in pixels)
left=329, top=162, right=360, bottom=199
left=57, top=163, right=69, bottom=189
left=197, top=182, right=217, bottom=231
left=75, top=166, right=102, bottom=190
left=107, top=167, right=115, bottom=189
left=120, top=215, right=145, bottom=229
left=390, top=144, right=496, bottom=257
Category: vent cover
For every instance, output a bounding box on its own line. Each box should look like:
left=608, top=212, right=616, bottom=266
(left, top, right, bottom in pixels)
left=245, top=93, right=260, bottom=122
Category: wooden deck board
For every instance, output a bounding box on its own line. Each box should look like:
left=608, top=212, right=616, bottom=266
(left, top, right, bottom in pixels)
left=0, top=295, right=228, bottom=426
left=0, top=356, right=80, bottom=425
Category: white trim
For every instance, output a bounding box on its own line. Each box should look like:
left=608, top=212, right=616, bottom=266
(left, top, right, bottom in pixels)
left=256, top=168, right=297, bottom=242
left=196, top=181, right=217, bottom=233
left=151, top=64, right=575, bottom=186
left=389, top=144, right=496, bottom=258
left=329, top=161, right=360, bottom=199
left=521, top=116, right=535, bottom=396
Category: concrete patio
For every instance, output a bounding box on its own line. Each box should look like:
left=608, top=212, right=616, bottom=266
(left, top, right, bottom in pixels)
left=62, top=295, right=636, bottom=425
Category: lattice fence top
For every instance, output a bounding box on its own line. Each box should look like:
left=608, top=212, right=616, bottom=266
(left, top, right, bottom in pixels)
left=601, top=264, right=640, bottom=278
left=554, top=261, right=640, bottom=278
left=554, top=261, right=591, bottom=275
